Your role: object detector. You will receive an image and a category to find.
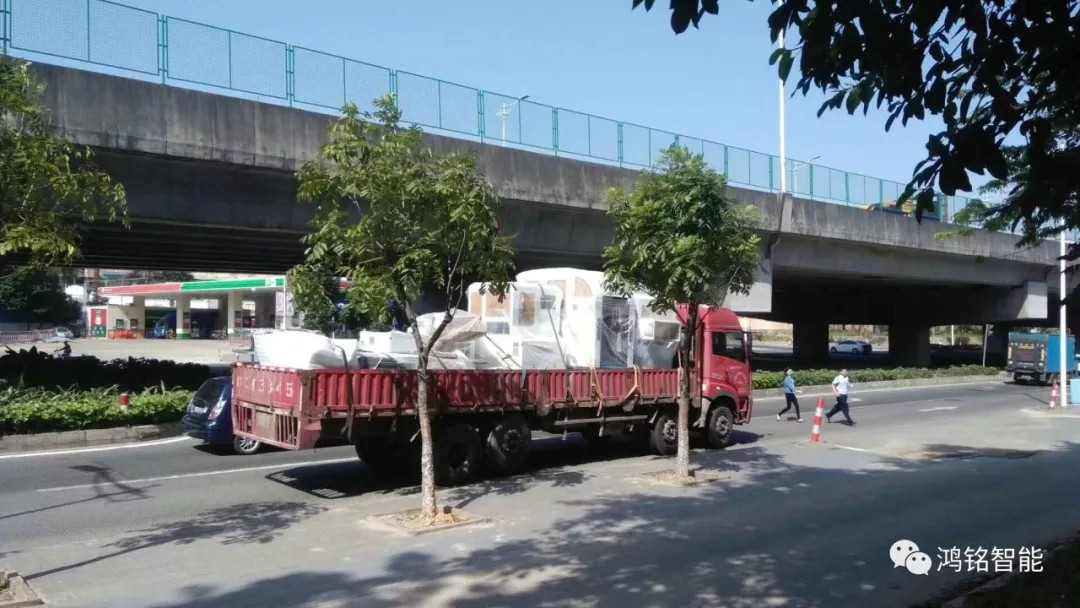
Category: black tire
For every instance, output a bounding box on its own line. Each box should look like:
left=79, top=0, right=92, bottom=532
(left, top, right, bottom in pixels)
left=830, top=347, right=838, bottom=353
left=434, top=423, right=484, bottom=487
left=485, top=414, right=532, bottom=475
left=232, top=435, right=261, bottom=456
left=1013, top=373, right=1027, bottom=385
left=356, top=436, right=398, bottom=476
left=706, top=405, right=734, bottom=449
left=649, top=411, right=679, bottom=456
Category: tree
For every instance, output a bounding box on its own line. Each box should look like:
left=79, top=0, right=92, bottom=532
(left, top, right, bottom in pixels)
left=1, top=58, right=127, bottom=267
left=292, top=95, right=514, bottom=522
left=0, top=266, right=80, bottom=328
left=287, top=269, right=370, bottom=335
left=603, top=145, right=761, bottom=480
left=632, top=0, right=1080, bottom=251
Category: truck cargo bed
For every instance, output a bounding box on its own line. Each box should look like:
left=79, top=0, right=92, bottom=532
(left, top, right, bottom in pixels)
left=232, top=364, right=698, bottom=450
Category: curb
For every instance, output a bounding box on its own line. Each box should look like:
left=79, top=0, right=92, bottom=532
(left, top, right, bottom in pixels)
left=0, top=421, right=185, bottom=454
left=752, top=374, right=1005, bottom=398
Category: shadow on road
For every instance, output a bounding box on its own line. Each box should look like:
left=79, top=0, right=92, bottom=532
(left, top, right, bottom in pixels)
left=263, top=429, right=762, bottom=503
left=135, top=439, right=1080, bottom=608
left=26, top=501, right=324, bottom=581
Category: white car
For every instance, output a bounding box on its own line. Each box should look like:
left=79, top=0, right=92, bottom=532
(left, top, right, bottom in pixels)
left=830, top=340, right=872, bottom=355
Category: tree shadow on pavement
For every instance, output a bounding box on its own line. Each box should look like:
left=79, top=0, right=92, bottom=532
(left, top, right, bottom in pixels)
left=26, top=501, right=324, bottom=581
left=134, top=439, right=1080, bottom=608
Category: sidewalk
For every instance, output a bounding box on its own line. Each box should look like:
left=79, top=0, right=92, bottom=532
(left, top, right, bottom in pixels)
left=7, top=395, right=1080, bottom=608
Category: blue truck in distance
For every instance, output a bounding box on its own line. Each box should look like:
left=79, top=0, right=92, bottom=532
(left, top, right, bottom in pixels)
left=1007, top=332, right=1079, bottom=385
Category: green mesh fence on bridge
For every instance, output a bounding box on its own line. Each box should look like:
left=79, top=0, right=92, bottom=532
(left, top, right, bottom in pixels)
left=0, top=0, right=992, bottom=225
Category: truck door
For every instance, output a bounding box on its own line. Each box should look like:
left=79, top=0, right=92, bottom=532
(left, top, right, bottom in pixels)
left=710, top=330, right=752, bottom=396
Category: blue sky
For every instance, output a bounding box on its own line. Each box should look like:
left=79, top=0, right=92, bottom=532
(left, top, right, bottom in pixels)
left=33, top=0, right=956, bottom=190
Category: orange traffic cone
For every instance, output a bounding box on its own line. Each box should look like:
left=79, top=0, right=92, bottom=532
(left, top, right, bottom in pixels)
left=1050, top=383, right=1059, bottom=409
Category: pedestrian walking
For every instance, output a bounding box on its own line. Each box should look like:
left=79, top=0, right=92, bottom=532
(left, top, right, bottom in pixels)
left=827, top=368, right=856, bottom=425
left=776, top=368, right=803, bottom=422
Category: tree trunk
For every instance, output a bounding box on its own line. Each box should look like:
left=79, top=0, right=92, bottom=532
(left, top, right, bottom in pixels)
left=416, top=356, right=437, bottom=521
left=675, top=305, right=697, bottom=480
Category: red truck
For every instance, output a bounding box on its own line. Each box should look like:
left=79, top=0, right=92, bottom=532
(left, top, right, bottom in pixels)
left=231, top=305, right=754, bottom=486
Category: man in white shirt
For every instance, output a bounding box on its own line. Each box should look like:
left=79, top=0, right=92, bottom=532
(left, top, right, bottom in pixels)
left=827, top=369, right=855, bottom=426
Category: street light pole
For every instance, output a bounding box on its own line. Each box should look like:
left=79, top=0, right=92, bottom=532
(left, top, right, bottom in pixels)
left=496, top=94, right=529, bottom=147
left=1061, top=222, right=1069, bottom=406
left=777, top=14, right=787, bottom=195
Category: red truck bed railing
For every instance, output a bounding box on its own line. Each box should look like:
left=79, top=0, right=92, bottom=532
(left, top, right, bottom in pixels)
left=231, top=364, right=717, bottom=450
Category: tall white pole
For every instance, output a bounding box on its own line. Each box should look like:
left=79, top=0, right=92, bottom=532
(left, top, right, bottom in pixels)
left=778, top=23, right=787, bottom=195
left=1061, top=224, right=1069, bottom=405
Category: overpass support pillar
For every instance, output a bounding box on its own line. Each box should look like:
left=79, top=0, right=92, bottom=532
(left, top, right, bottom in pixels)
left=226, top=291, right=243, bottom=335
left=793, top=322, right=830, bottom=367
left=175, top=294, right=190, bottom=339
left=889, top=323, right=930, bottom=367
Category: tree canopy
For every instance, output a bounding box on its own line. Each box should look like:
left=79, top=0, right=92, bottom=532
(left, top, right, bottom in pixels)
left=0, top=266, right=80, bottom=328
left=1, top=57, right=127, bottom=266
left=292, top=94, right=515, bottom=521
left=633, top=0, right=1080, bottom=250
left=604, top=145, right=761, bottom=479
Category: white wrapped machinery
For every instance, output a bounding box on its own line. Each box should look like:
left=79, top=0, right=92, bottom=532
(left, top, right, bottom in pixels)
left=514, top=268, right=639, bottom=368
left=466, top=282, right=567, bottom=369
left=632, top=294, right=680, bottom=369
left=253, top=330, right=353, bottom=370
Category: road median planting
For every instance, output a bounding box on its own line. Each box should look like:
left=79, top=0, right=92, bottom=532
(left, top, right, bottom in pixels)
left=0, top=386, right=191, bottom=438
left=753, top=365, right=1003, bottom=393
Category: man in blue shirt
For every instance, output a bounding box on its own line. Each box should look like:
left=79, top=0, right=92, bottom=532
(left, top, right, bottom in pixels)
left=776, top=368, right=803, bottom=422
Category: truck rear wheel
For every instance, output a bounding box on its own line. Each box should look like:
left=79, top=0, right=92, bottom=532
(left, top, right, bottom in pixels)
left=485, top=414, right=532, bottom=476
left=356, top=437, right=401, bottom=479
left=706, top=405, right=734, bottom=449
left=649, top=412, right=678, bottom=456
left=435, top=423, right=484, bottom=486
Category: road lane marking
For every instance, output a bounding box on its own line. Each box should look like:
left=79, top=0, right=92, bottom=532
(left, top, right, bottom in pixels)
left=919, top=406, right=959, bottom=412
left=833, top=444, right=872, bottom=453
left=36, top=456, right=359, bottom=492
left=0, top=436, right=193, bottom=460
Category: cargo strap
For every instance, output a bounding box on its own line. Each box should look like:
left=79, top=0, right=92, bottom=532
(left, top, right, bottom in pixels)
left=590, top=366, right=607, bottom=416
left=615, top=365, right=643, bottom=410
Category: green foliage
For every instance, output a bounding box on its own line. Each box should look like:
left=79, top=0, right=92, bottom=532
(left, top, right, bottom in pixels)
left=0, top=386, right=190, bottom=435
left=0, top=57, right=128, bottom=266
left=635, top=1, right=1080, bottom=248
left=292, top=95, right=515, bottom=351
left=287, top=270, right=370, bottom=335
left=0, top=266, right=79, bottom=327
left=603, top=145, right=762, bottom=314
left=0, top=346, right=212, bottom=392
left=753, top=365, right=1000, bottom=390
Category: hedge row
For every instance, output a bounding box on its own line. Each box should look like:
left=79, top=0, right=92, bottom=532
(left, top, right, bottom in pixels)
left=752, top=365, right=1001, bottom=390
left=0, top=386, right=191, bottom=435
left=0, top=347, right=212, bottom=392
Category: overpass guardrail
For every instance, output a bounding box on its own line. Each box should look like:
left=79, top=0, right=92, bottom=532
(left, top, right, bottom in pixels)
left=0, top=0, right=1066, bottom=237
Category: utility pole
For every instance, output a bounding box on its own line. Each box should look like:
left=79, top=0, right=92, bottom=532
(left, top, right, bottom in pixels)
left=1060, top=223, right=1069, bottom=406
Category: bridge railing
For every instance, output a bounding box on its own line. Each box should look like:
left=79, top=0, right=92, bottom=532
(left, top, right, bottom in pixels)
left=0, top=0, right=1064, bottom=237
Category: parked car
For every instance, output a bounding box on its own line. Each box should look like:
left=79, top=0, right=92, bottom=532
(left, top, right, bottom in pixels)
left=181, top=376, right=262, bottom=455
left=53, top=327, right=74, bottom=340
left=831, top=340, right=873, bottom=355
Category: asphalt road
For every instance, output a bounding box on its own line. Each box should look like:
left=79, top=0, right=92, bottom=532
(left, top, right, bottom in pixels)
left=1, top=380, right=1074, bottom=607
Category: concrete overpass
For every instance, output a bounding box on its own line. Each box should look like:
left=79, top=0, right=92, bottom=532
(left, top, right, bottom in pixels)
left=31, top=64, right=1070, bottom=365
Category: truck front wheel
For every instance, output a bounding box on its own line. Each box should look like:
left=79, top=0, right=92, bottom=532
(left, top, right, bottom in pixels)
left=706, top=405, right=734, bottom=449
left=485, top=414, right=532, bottom=476
left=434, top=423, right=484, bottom=487
left=649, top=412, right=678, bottom=456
